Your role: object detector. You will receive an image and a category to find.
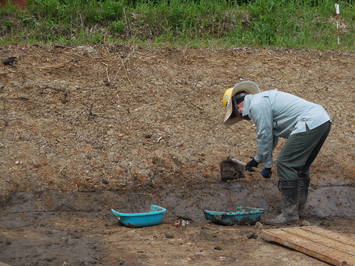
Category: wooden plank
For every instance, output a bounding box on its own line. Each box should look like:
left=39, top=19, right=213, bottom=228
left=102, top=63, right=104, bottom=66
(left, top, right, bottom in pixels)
left=262, top=229, right=355, bottom=266
left=262, top=228, right=355, bottom=266
left=301, top=226, right=355, bottom=248
left=281, top=227, right=355, bottom=256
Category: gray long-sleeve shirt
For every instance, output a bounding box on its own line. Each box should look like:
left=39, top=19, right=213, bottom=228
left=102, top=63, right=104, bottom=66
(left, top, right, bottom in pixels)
left=242, top=90, right=330, bottom=168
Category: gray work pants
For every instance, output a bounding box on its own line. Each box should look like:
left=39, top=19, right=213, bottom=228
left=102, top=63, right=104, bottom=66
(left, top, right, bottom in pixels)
left=277, top=121, right=331, bottom=183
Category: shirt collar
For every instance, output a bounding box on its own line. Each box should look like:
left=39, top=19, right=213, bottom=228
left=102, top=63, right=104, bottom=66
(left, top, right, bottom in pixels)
left=242, top=94, right=253, bottom=117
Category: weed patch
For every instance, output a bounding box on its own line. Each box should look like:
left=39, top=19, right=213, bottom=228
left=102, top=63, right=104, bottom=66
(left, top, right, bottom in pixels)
left=0, top=0, right=353, bottom=50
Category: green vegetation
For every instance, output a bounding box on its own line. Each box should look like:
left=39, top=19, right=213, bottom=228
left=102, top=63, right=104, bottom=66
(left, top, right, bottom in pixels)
left=0, top=0, right=353, bottom=50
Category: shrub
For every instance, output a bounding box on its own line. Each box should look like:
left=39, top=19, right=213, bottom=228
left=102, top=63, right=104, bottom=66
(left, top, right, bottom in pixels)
left=86, top=0, right=124, bottom=24
left=110, top=20, right=125, bottom=34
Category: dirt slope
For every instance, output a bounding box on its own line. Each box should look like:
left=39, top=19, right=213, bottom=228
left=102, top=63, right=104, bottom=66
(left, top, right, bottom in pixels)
left=0, top=45, right=354, bottom=191
left=0, top=45, right=354, bottom=265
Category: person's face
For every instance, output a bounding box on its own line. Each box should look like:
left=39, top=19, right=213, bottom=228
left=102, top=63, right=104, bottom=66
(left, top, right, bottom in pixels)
left=237, top=102, right=244, bottom=114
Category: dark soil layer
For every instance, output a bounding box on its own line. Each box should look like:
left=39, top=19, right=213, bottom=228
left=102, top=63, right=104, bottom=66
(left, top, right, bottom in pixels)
left=0, top=188, right=354, bottom=265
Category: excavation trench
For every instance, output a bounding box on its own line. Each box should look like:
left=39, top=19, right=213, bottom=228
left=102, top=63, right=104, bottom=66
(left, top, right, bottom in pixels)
left=1, top=182, right=354, bottom=226
left=1, top=182, right=354, bottom=265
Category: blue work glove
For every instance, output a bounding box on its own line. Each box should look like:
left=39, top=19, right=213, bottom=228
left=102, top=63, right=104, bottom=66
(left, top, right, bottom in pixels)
left=245, top=158, right=259, bottom=172
left=260, top=168, right=272, bottom=179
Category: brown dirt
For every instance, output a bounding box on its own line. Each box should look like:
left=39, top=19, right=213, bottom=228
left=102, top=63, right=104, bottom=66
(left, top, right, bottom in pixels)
left=0, top=45, right=354, bottom=265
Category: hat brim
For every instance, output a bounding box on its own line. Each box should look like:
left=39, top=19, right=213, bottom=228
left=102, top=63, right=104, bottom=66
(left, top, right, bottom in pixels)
left=223, top=81, right=260, bottom=125
left=231, top=80, right=261, bottom=97
left=223, top=99, right=242, bottom=125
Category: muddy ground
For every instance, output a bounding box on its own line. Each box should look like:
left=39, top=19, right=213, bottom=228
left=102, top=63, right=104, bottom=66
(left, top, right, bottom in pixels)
left=0, top=45, right=354, bottom=265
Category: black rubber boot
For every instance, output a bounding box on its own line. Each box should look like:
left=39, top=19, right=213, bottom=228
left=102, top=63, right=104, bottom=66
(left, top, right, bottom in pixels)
left=298, top=174, right=310, bottom=225
left=298, top=174, right=310, bottom=218
left=264, top=180, right=299, bottom=225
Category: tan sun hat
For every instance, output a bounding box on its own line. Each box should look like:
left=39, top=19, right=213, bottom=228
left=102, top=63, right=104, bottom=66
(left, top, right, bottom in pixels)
left=222, top=81, right=261, bottom=125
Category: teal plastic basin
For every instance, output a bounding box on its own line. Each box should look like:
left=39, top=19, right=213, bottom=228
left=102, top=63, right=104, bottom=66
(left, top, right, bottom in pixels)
left=111, top=204, right=167, bottom=227
left=204, top=206, right=264, bottom=225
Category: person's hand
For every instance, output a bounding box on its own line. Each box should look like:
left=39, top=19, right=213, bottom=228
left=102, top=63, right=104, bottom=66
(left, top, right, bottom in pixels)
left=260, top=168, right=272, bottom=178
left=245, top=158, right=258, bottom=172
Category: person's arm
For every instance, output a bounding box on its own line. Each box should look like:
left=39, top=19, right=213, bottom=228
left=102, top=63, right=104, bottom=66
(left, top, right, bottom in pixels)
left=249, top=100, right=274, bottom=168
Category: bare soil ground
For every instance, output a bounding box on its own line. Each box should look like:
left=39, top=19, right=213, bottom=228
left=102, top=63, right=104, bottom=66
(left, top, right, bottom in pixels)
left=0, top=45, right=354, bottom=265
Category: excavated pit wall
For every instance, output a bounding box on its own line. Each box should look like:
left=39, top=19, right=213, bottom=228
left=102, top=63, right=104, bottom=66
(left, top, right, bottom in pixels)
left=1, top=181, right=354, bottom=226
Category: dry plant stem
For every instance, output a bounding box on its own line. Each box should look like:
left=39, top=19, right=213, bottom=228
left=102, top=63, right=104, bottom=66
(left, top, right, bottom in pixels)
left=2, top=68, right=15, bottom=73
left=38, top=60, right=73, bottom=70
left=106, top=67, right=110, bottom=84
left=100, top=62, right=111, bottom=84
left=123, top=7, right=131, bottom=37
left=112, top=67, right=123, bottom=83
left=120, top=56, right=133, bottom=86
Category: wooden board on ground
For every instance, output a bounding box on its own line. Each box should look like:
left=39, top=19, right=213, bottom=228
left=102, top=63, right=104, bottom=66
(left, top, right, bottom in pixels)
left=261, top=226, right=355, bottom=266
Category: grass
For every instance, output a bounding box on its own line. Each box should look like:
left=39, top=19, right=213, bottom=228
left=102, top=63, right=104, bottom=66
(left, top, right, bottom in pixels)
left=0, top=0, right=353, bottom=50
